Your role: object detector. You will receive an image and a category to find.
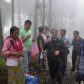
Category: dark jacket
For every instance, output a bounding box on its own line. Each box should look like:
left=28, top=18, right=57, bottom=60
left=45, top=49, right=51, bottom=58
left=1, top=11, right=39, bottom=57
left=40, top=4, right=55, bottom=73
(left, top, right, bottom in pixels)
left=72, top=37, right=82, bottom=55
left=43, top=38, right=67, bottom=61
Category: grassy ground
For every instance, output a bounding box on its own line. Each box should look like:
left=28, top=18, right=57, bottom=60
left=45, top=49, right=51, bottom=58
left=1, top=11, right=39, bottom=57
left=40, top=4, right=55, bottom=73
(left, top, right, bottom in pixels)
left=0, top=51, right=82, bottom=84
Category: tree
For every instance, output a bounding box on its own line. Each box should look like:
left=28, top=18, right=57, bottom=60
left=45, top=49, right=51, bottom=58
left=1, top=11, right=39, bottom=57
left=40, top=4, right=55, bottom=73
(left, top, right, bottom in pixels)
left=12, top=0, right=14, bottom=26
left=0, top=4, right=3, bottom=50
left=42, top=0, right=45, bottom=26
left=48, top=0, right=52, bottom=28
left=34, top=0, right=39, bottom=39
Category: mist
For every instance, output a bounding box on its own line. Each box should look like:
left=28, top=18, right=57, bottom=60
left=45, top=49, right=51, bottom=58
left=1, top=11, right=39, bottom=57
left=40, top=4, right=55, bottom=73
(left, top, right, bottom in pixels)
left=1, top=0, right=84, bottom=38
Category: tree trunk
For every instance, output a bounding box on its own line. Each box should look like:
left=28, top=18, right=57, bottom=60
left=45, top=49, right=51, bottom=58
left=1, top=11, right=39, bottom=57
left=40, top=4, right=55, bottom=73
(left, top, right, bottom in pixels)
left=34, top=0, right=39, bottom=39
left=12, top=0, right=14, bottom=26
left=0, top=5, right=3, bottom=50
left=48, top=0, right=52, bottom=28
left=42, top=0, right=45, bottom=26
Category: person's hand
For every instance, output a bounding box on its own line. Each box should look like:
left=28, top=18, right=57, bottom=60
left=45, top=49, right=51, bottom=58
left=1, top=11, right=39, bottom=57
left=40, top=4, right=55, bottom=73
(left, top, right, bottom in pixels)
left=17, top=52, right=23, bottom=57
left=10, top=52, right=18, bottom=56
left=10, top=51, right=23, bottom=57
left=25, top=34, right=31, bottom=40
left=9, top=51, right=23, bottom=58
left=64, top=40, right=69, bottom=45
left=23, top=34, right=31, bottom=42
left=54, top=51, right=60, bottom=55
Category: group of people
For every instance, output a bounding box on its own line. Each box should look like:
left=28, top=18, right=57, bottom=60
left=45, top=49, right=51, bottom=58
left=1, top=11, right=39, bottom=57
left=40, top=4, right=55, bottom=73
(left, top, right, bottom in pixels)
left=1, top=19, right=84, bottom=84
left=37, top=26, right=83, bottom=84
left=2, top=20, right=32, bottom=84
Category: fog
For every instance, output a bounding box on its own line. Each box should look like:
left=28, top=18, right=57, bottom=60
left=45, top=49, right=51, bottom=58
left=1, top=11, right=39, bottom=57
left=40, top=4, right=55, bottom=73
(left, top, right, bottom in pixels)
left=1, top=0, right=84, bottom=38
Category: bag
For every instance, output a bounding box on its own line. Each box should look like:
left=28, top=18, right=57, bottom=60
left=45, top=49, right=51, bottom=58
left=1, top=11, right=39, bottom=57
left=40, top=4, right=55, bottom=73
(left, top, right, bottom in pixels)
left=25, top=75, right=39, bottom=84
left=31, top=41, right=39, bottom=59
left=40, top=52, right=44, bottom=59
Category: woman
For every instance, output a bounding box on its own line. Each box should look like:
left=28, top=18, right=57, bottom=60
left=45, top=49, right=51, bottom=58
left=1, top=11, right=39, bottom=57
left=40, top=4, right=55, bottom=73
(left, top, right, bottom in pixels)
left=2, top=26, right=24, bottom=84
left=37, top=26, right=46, bottom=70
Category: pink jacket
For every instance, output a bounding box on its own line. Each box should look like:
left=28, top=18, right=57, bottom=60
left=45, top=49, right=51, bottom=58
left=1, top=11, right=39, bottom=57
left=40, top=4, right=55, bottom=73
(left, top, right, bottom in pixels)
left=2, top=36, right=24, bottom=61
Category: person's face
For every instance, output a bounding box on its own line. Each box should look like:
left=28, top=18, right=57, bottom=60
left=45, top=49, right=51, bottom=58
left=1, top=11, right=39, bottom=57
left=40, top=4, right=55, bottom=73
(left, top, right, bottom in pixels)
left=25, top=23, right=31, bottom=30
left=41, top=28, right=45, bottom=34
left=43, top=29, right=46, bottom=34
left=60, top=30, right=65, bottom=36
left=51, top=30, right=58, bottom=38
left=73, top=33, right=78, bottom=39
left=11, top=29, right=19, bottom=40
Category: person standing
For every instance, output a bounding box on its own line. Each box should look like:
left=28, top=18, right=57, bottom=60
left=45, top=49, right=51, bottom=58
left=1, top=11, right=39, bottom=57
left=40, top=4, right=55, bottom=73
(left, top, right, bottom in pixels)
left=71, top=31, right=82, bottom=72
left=19, top=20, right=32, bottom=75
left=43, top=29, right=67, bottom=84
left=37, top=26, right=46, bottom=70
left=60, top=29, right=71, bottom=77
left=2, top=26, right=24, bottom=84
left=44, top=26, right=52, bottom=42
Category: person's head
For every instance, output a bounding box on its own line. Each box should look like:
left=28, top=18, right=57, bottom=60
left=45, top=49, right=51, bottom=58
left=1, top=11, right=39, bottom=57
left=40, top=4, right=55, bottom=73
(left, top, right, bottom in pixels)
left=73, top=31, right=79, bottom=39
left=38, top=26, right=45, bottom=34
left=24, top=20, right=32, bottom=30
left=51, top=29, right=58, bottom=38
left=45, top=26, right=50, bottom=32
left=60, top=29, right=66, bottom=37
left=10, top=26, right=19, bottom=40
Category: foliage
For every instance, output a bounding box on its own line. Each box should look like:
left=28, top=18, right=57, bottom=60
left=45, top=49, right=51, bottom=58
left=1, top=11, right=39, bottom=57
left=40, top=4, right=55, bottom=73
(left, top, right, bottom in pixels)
left=0, top=56, right=5, bottom=69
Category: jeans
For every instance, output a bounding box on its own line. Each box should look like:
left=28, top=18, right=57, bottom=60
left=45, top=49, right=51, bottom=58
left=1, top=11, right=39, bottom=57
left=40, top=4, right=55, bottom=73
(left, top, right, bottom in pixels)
left=22, top=50, right=30, bottom=73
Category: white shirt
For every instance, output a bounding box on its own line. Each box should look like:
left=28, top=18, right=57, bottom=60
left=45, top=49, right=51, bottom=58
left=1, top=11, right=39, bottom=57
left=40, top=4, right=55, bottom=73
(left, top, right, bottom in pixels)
left=6, top=58, right=18, bottom=66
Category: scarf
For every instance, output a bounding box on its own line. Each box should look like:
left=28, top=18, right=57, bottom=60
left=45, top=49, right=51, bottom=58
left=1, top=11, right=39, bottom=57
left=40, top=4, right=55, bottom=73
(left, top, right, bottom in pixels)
left=5, top=36, right=23, bottom=52
left=10, top=38, right=23, bottom=52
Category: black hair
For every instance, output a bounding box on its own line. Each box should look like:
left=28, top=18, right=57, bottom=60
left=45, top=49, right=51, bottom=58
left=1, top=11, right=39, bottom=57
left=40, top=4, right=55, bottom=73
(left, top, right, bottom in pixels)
left=60, top=29, right=66, bottom=33
left=39, top=28, right=44, bottom=33
left=25, top=20, right=32, bottom=24
left=10, top=26, right=19, bottom=34
left=74, top=31, right=79, bottom=35
left=38, top=26, right=45, bottom=33
left=51, top=28, right=58, bottom=33
left=45, top=26, right=49, bottom=31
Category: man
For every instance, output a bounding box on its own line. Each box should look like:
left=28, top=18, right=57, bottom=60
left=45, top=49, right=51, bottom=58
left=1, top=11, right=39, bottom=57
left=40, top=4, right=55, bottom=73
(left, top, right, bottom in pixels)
left=60, top=29, right=71, bottom=48
left=43, top=29, right=67, bottom=84
left=60, top=29, right=71, bottom=77
left=19, top=20, right=32, bottom=75
left=71, top=31, right=82, bottom=72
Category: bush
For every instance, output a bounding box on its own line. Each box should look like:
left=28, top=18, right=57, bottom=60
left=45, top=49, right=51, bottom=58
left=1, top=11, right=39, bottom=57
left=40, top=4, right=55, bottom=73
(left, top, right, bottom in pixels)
left=0, top=56, right=5, bottom=68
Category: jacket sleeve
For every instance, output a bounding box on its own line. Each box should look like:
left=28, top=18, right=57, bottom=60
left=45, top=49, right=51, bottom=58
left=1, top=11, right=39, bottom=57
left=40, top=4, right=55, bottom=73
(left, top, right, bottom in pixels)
left=2, top=39, right=11, bottom=57
left=59, top=41, right=68, bottom=55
